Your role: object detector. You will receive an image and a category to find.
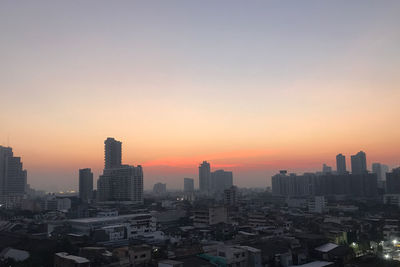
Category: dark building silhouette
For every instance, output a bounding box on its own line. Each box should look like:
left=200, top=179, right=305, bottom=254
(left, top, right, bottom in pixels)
left=98, top=138, right=143, bottom=203
left=79, top=168, right=93, bottom=202
left=211, top=170, right=233, bottom=194
left=199, top=161, right=211, bottom=195
left=104, top=137, right=122, bottom=169
left=336, top=153, right=347, bottom=174
left=0, top=146, right=27, bottom=200
left=351, top=151, right=367, bottom=174
left=184, top=178, right=194, bottom=192
left=386, top=167, right=400, bottom=194
left=272, top=171, right=377, bottom=198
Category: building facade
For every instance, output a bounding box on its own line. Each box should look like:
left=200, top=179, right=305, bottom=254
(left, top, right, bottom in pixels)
left=351, top=151, right=367, bottom=174
left=199, top=161, right=211, bottom=195
left=79, top=168, right=93, bottom=202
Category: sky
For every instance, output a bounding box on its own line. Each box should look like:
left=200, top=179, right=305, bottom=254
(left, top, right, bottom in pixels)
left=1, top=1, right=400, bottom=192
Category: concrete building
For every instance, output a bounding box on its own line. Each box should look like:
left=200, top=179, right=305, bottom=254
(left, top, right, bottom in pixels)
left=54, top=252, right=90, bottom=267
left=211, top=170, right=233, bottom=194
left=153, top=182, right=167, bottom=195
left=68, top=213, right=156, bottom=241
left=336, top=153, right=347, bottom=174
left=98, top=165, right=143, bottom=203
left=0, top=146, right=27, bottom=205
left=79, top=168, right=93, bottom=202
left=104, top=137, right=122, bottom=169
left=199, top=161, right=211, bottom=195
left=224, top=186, right=238, bottom=206
left=184, top=178, right=194, bottom=192
left=322, top=164, right=332, bottom=174
left=351, top=151, right=367, bottom=174
left=372, top=163, right=389, bottom=181
left=97, top=138, right=143, bottom=203
left=193, top=206, right=228, bottom=227
left=386, top=168, right=400, bottom=194
left=308, top=196, right=326, bottom=213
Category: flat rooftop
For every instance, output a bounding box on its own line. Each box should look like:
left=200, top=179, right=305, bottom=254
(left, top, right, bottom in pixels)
left=69, top=214, right=152, bottom=224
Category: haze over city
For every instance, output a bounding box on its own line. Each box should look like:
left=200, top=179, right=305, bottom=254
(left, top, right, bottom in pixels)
left=1, top=1, right=400, bottom=192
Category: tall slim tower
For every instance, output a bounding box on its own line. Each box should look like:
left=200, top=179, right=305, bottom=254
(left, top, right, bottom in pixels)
left=79, top=168, right=93, bottom=202
left=104, top=137, right=122, bottom=169
left=351, top=151, right=367, bottom=174
left=336, top=153, right=346, bottom=174
left=199, top=161, right=211, bottom=195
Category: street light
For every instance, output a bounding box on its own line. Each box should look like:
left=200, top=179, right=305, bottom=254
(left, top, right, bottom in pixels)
left=393, top=239, right=398, bottom=245
left=384, top=254, right=390, bottom=259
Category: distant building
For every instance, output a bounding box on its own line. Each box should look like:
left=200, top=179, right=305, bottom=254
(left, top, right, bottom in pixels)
left=211, top=170, right=233, bottom=194
left=98, top=165, right=143, bottom=203
left=224, top=186, right=238, bottom=206
left=193, top=206, right=228, bottom=227
left=54, top=252, right=90, bottom=267
left=351, top=151, right=367, bottom=174
left=104, top=137, right=122, bottom=169
left=372, top=163, right=389, bottom=181
left=336, top=154, right=346, bottom=174
left=308, top=196, right=326, bottom=213
left=0, top=146, right=27, bottom=205
left=184, top=178, right=194, bottom=192
left=386, top=167, right=400, bottom=194
left=199, top=161, right=211, bottom=195
left=97, top=138, right=143, bottom=203
left=322, top=164, right=332, bottom=174
left=79, top=168, right=93, bottom=202
left=153, top=182, right=167, bottom=195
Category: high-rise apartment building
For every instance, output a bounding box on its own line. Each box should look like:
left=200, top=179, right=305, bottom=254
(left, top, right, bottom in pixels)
left=322, top=164, right=332, bottom=174
left=153, top=182, right=166, bottom=195
left=184, top=178, right=194, bottom=192
left=351, top=151, right=367, bottom=174
left=199, top=161, right=211, bottom=195
left=336, top=153, right=346, bottom=174
left=0, top=146, right=27, bottom=198
left=104, top=137, right=122, bottom=169
left=386, top=168, right=400, bottom=194
left=211, top=170, right=233, bottom=194
left=97, top=138, right=143, bottom=203
left=79, top=168, right=93, bottom=202
left=372, top=163, right=389, bottom=181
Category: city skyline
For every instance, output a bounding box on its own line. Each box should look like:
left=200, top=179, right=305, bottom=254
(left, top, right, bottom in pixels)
left=1, top=1, right=400, bottom=191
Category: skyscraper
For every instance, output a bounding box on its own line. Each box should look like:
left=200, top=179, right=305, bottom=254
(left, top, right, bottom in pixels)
left=184, top=178, right=194, bottom=192
left=386, top=168, right=400, bottom=194
left=199, top=161, right=211, bottom=195
left=79, top=168, right=93, bottom=202
left=336, top=153, right=346, bottom=174
left=351, top=151, right=367, bottom=174
left=153, top=182, right=167, bottom=194
left=322, top=164, right=332, bottom=174
left=98, top=138, right=143, bottom=203
left=0, top=146, right=27, bottom=197
left=104, top=137, right=122, bottom=169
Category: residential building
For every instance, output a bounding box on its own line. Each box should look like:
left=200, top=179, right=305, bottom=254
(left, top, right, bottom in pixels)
left=153, top=182, right=167, bottom=195
left=199, top=161, right=211, bottom=195
left=54, top=252, right=90, bottom=267
left=351, top=151, right=367, bottom=174
left=322, top=164, right=332, bottom=174
left=224, top=186, right=238, bottom=206
left=386, top=168, right=400, bottom=194
left=211, top=169, right=233, bottom=194
left=372, top=163, right=389, bottom=181
left=308, top=196, right=326, bottom=213
left=104, top=137, right=122, bottom=169
left=184, top=178, right=194, bottom=192
left=336, top=153, right=346, bottom=174
left=79, top=168, right=93, bottom=202
left=193, top=206, right=228, bottom=227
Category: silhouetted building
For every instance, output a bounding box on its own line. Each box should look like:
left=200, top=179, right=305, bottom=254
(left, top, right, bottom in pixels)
left=98, top=138, right=143, bottom=203
left=322, top=164, right=332, bottom=174
left=79, top=168, right=93, bottom=202
left=211, top=170, right=233, bottom=194
left=372, top=163, right=389, bottom=181
left=104, top=137, right=122, bottom=169
left=386, top=168, right=400, bottom=194
left=199, top=161, right=211, bottom=195
left=351, top=151, right=367, bottom=174
left=153, top=182, right=166, bottom=194
left=272, top=171, right=377, bottom=198
left=336, top=154, right=346, bottom=174
left=224, top=186, right=238, bottom=206
left=184, top=178, right=194, bottom=192
left=0, top=146, right=27, bottom=202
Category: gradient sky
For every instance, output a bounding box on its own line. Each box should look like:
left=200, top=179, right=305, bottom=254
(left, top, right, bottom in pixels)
left=1, top=1, right=400, bottom=192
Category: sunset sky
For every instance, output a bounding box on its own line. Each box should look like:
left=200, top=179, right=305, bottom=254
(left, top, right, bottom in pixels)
left=1, top=1, right=400, bottom=191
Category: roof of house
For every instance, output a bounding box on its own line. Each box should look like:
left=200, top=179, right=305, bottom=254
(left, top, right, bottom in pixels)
left=315, top=243, right=338, bottom=253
